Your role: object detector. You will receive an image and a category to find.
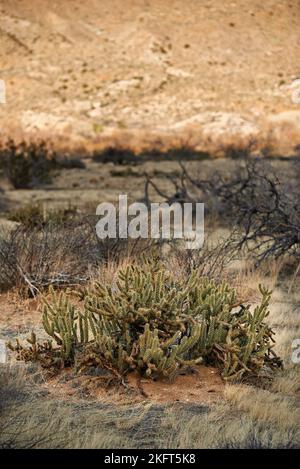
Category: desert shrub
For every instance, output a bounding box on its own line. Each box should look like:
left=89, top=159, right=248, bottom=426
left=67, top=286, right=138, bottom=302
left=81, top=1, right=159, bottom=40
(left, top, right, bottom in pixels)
left=0, top=187, right=9, bottom=212
left=93, top=147, right=138, bottom=165
left=93, top=145, right=210, bottom=165
left=0, top=217, right=155, bottom=295
left=7, top=203, right=79, bottom=227
left=56, top=156, right=86, bottom=170
left=0, top=139, right=85, bottom=188
left=0, top=139, right=56, bottom=188
left=0, top=217, right=137, bottom=294
left=9, top=259, right=281, bottom=380
left=0, top=220, right=92, bottom=294
left=140, top=146, right=210, bottom=161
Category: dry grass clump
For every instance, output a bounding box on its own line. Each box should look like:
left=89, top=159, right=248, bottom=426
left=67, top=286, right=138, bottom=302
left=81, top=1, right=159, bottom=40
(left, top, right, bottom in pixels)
left=224, top=385, right=300, bottom=429
left=271, top=368, right=300, bottom=396
left=0, top=364, right=132, bottom=448
left=0, top=365, right=72, bottom=449
left=161, top=401, right=299, bottom=449
left=0, top=364, right=162, bottom=449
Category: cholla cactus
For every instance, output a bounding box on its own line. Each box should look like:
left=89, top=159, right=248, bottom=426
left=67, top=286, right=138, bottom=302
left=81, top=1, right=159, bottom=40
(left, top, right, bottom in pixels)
left=42, top=286, right=89, bottom=360
left=135, top=323, right=203, bottom=378
left=12, top=259, right=282, bottom=380
left=216, top=285, right=280, bottom=379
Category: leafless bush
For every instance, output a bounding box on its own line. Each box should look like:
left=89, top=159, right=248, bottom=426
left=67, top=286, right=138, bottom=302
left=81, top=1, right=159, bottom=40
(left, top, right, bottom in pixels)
left=0, top=216, right=147, bottom=295
left=144, top=158, right=300, bottom=263
left=168, top=236, right=234, bottom=279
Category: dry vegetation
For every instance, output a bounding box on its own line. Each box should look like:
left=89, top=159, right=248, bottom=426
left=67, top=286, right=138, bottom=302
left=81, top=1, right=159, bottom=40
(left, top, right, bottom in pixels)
left=1, top=0, right=300, bottom=450
left=145, top=157, right=300, bottom=263
left=0, top=138, right=299, bottom=449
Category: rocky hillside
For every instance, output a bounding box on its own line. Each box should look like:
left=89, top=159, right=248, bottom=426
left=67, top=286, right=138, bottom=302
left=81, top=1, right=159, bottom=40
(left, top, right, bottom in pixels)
left=0, top=0, right=300, bottom=151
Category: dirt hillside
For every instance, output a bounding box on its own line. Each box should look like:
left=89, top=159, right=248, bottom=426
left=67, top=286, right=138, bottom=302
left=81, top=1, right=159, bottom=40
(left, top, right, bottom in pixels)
left=0, top=0, right=300, bottom=150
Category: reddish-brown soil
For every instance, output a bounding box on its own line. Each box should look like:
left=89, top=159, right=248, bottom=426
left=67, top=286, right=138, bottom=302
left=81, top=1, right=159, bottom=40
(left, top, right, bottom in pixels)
left=43, top=365, right=225, bottom=405
left=0, top=291, right=41, bottom=331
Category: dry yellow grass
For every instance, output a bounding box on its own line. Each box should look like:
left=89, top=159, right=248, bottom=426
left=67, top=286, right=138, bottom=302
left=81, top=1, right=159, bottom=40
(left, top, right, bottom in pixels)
left=224, top=385, right=299, bottom=429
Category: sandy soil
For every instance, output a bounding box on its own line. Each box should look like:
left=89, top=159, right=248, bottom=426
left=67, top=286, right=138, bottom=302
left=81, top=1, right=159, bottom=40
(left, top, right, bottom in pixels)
left=42, top=365, right=225, bottom=405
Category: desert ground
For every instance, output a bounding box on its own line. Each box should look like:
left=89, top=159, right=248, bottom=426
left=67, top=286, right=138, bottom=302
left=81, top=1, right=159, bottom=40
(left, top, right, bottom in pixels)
left=0, top=0, right=300, bottom=450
